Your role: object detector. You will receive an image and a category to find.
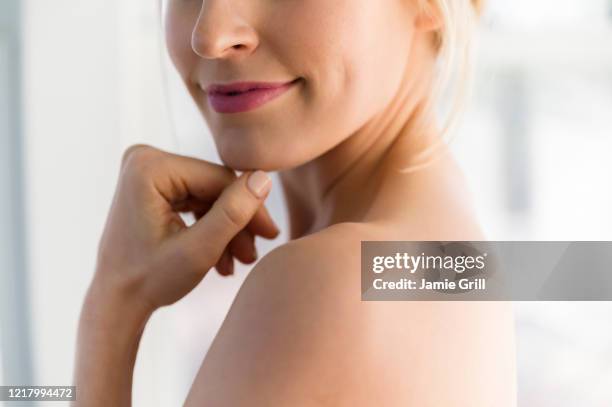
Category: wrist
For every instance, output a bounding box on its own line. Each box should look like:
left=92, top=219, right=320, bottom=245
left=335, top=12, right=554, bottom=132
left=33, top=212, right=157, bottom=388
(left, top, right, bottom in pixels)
left=80, top=275, right=154, bottom=335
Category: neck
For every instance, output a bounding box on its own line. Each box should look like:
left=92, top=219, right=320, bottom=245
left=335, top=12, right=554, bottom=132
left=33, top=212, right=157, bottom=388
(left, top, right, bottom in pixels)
left=278, top=53, right=440, bottom=240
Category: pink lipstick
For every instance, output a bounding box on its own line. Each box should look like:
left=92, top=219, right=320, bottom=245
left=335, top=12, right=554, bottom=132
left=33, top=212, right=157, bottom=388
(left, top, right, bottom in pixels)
left=206, top=79, right=301, bottom=114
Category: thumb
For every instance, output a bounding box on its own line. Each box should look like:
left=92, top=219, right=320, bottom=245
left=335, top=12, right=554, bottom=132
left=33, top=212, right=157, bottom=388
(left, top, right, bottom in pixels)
left=175, top=170, right=272, bottom=269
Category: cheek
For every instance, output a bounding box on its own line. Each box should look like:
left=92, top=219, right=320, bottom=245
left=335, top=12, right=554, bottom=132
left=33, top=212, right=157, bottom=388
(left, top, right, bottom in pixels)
left=350, top=27, right=414, bottom=117
left=340, top=5, right=415, bottom=113
left=284, top=1, right=414, bottom=132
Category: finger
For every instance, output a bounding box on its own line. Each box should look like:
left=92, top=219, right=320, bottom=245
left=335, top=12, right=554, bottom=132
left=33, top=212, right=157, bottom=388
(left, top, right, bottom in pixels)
left=229, top=229, right=257, bottom=265
left=197, top=203, right=278, bottom=239
left=246, top=204, right=280, bottom=239
left=171, top=179, right=278, bottom=238
left=215, top=248, right=233, bottom=276
left=191, top=202, right=212, bottom=222
left=227, top=255, right=234, bottom=275
left=173, top=199, right=211, bottom=216
left=179, top=197, right=277, bottom=239
left=176, top=170, right=272, bottom=269
left=121, top=145, right=237, bottom=204
left=125, top=146, right=278, bottom=238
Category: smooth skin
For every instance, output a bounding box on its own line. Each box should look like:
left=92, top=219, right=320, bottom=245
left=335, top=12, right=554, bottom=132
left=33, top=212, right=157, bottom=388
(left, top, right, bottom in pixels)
left=73, top=0, right=517, bottom=405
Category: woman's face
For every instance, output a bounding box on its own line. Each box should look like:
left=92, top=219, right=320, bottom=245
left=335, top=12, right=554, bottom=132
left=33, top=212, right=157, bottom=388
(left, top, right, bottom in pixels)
left=165, top=0, right=424, bottom=171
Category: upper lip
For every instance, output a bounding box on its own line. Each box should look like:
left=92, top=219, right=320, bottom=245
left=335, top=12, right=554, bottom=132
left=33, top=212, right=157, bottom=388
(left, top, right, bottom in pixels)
left=205, top=79, right=299, bottom=95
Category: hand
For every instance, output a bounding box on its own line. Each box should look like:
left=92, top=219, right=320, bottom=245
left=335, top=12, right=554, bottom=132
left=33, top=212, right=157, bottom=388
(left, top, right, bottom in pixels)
left=92, top=144, right=279, bottom=312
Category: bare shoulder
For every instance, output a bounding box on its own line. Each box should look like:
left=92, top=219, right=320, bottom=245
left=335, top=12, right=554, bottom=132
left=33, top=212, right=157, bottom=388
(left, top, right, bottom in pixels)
left=185, top=222, right=517, bottom=406
left=253, top=221, right=370, bottom=281
left=185, top=222, right=378, bottom=406
left=235, top=221, right=378, bottom=312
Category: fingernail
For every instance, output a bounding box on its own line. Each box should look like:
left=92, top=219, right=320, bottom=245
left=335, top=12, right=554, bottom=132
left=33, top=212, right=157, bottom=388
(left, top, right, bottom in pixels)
left=247, top=171, right=271, bottom=198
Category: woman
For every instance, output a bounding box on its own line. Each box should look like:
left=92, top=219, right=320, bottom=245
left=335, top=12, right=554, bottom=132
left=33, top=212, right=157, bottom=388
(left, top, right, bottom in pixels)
left=74, top=0, right=517, bottom=405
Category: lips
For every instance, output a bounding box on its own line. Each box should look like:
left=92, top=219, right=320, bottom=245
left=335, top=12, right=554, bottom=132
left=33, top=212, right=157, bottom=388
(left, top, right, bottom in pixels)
left=207, top=80, right=295, bottom=95
left=205, top=78, right=301, bottom=114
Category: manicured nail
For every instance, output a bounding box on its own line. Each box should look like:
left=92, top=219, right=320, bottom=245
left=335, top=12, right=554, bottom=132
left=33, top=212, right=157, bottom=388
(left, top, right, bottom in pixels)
left=247, top=171, right=271, bottom=198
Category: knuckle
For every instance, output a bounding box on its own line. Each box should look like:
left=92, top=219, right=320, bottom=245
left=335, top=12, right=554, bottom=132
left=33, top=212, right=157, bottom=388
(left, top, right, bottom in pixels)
left=121, top=144, right=159, bottom=169
left=120, top=145, right=164, bottom=177
left=219, top=200, right=249, bottom=228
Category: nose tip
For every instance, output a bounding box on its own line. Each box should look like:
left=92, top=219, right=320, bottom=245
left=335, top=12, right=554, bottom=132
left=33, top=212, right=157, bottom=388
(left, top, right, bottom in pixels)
left=191, top=32, right=256, bottom=59
left=190, top=10, right=258, bottom=59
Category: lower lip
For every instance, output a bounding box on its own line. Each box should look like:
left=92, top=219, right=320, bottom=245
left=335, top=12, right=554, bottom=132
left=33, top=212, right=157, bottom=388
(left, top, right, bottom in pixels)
left=207, top=80, right=300, bottom=114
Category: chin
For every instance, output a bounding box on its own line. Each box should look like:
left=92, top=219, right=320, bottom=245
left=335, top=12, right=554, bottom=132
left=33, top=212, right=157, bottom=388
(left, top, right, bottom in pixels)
left=215, top=138, right=310, bottom=172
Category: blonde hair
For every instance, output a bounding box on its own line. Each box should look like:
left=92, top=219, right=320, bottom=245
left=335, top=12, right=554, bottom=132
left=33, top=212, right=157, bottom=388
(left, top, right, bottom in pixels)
left=399, top=0, right=483, bottom=173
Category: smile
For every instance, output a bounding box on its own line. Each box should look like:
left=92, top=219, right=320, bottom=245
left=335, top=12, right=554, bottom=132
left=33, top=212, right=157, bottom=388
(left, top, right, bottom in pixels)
left=206, top=78, right=302, bottom=114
